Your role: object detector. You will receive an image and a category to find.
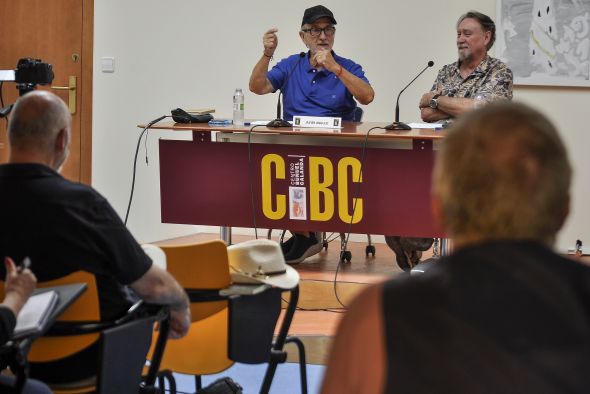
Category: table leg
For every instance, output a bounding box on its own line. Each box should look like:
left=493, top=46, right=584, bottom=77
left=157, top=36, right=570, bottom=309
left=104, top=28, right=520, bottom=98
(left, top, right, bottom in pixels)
left=220, top=226, right=232, bottom=245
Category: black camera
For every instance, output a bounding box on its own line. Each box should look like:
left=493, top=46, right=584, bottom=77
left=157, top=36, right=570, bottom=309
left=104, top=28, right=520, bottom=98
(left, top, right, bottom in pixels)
left=0, top=58, right=55, bottom=118
left=14, top=58, right=54, bottom=85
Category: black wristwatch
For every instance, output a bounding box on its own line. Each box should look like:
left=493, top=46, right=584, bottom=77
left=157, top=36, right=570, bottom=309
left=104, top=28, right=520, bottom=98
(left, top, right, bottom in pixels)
left=429, top=94, right=441, bottom=109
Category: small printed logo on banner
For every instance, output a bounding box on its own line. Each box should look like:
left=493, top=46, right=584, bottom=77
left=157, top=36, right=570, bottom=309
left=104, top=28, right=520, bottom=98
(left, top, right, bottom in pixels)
left=289, top=187, right=307, bottom=220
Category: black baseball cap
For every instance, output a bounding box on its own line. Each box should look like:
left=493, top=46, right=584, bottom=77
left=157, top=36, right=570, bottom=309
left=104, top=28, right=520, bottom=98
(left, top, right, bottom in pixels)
left=301, top=5, right=337, bottom=26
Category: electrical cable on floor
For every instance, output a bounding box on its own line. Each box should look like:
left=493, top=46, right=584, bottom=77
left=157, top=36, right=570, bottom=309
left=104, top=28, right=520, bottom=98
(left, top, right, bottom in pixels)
left=332, top=126, right=386, bottom=308
left=295, top=306, right=347, bottom=313
left=280, top=294, right=346, bottom=313
left=323, top=232, right=343, bottom=245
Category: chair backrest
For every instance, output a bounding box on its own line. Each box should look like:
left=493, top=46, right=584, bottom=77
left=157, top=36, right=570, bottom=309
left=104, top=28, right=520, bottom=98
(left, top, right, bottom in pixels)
left=152, top=240, right=234, bottom=375
left=0, top=271, right=101, bottom=362
left=228, top=287, right=282, bottom=364
left=160, top=240, right=231, bottom=321
left=142, top=244, right=167, bottom=270
left=46, top=304, right=165, bottom=394
left=156, top=241, right=306, bottom=392
left=228, top=285, right=308, bottom=394
left=96, top=314, right=155, bottom=394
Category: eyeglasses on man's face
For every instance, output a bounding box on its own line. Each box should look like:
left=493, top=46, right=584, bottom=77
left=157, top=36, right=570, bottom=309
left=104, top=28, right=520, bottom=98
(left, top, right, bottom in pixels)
left=301, top=26, right=336, bottom=37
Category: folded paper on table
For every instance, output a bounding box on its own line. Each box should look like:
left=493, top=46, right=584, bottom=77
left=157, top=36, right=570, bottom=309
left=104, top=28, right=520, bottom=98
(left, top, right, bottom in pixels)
left=13, top=290, right=59, bottom=340
left=186, top=108, right=216, bottom=115
left=407, top=122, right=444, bottom=129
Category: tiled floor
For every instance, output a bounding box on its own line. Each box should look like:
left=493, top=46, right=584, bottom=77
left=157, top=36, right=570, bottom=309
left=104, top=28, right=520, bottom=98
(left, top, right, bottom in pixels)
left=168, top=363, right=325, bottom=394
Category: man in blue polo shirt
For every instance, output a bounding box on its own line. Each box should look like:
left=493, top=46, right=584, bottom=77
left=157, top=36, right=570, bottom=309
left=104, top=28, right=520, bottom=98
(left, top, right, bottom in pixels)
left=250, top=5, right=374, bottom=120
left=249, top=5, right=374, bottom=263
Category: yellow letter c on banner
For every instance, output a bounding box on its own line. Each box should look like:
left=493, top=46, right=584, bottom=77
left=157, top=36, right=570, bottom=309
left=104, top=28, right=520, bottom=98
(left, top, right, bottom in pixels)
left=338, top=157, right=363, bottom=224
left=261, top=154, right=286, bottom=220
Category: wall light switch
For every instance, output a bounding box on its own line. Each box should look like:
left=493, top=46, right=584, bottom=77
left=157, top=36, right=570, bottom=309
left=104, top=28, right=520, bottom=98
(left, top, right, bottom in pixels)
left=101, top=57, right=115, bottom=73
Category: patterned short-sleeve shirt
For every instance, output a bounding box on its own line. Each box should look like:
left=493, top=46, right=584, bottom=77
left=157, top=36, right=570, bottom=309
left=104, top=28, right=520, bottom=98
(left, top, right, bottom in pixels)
left=431, top=55, right=513, bottom=102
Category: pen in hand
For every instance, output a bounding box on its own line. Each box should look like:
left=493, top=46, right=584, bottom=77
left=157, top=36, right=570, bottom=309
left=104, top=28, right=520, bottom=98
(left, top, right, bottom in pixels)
left=17, top=256, right=32, bottom=273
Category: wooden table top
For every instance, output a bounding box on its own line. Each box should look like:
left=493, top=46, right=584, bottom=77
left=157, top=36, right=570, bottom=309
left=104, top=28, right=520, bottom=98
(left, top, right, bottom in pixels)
left=140, top=121, right=447, bottom=141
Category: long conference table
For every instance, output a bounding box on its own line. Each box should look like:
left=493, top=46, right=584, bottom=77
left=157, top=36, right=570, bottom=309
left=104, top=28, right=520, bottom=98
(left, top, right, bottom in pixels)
left=145, top=121, right=447, bottom=244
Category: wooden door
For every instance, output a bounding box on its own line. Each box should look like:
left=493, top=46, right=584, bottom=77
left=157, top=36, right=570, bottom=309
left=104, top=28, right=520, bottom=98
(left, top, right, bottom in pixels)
left=0, top=0, right=93, bottom=183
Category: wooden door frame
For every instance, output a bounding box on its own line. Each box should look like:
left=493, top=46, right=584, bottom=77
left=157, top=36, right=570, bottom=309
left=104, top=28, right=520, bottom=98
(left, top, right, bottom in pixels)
left=80, top=0, right=93, bottom=185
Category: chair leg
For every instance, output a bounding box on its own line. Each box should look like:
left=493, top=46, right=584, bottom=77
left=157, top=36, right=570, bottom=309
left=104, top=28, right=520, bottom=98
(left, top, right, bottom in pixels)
left=195, top=375, right=202, bottom=392
left=157, top=375, right=165, bottom=392
left=268, top=229, right=287, bottom=243
left=365, top=234, right=376, bottom=257
left=260, top=286, right=305, bottom=394
left=280, top=230, right=287, bottom=244
left=260, top=362, right=278, bottom=394
left=286, top=337, right=308, bottom=394
left=338, top=234, right=352, bottom=263
left=155, top=371, right=176, bottom=394
left=168, top=373, right=177, bottom=394
left=440, top=237, right=453, bottom=256
left=432, top=238, right=440, bottom=257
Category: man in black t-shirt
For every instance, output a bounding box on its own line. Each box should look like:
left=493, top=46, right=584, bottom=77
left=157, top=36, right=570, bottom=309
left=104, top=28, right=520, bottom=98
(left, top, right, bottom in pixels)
left=0, top=91, right=191, bottom=384
left=322, top=102, right=590, bottom=394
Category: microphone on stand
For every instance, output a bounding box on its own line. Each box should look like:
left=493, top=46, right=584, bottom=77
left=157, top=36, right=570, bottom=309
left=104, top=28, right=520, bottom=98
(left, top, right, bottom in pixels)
left=385, top=60, right=434, bottom=131
left=267, top=52, right=306, bottom=128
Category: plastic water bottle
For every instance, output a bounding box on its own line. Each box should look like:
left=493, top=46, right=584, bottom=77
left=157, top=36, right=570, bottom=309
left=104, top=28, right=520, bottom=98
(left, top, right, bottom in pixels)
left=233, top=88, right=244, bottom=126
left=473, top=91, right=487, bottom=109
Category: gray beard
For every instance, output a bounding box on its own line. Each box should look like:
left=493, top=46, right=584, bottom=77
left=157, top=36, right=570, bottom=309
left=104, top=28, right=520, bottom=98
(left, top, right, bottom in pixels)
left=458, top=49, right=471, bottom=62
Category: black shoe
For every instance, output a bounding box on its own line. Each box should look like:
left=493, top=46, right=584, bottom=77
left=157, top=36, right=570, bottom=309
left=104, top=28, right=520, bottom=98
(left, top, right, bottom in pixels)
left=408, top=250, right=422, bottom=268
left=280, top=234, right=296, bottom=255
left=386, top=236, right=428, bottom=271
left=285, top=233, right=322, bottom=264
left=201, top=377, right=243, bottom=393
left=385, top=236, right=410, bottom=270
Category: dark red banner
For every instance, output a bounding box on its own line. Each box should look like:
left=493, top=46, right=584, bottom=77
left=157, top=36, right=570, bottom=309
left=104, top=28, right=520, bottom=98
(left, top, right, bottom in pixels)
left=159, top=139, right=443, bottom=237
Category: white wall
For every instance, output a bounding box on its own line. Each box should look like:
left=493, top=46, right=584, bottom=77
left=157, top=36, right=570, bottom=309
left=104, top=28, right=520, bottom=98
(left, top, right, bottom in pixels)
left=93, top=0, right=590, bottom=250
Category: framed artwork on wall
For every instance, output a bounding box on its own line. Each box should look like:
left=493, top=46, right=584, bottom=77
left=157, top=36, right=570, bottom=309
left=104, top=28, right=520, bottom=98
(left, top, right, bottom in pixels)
left=496, top=0, right=590, bottom=86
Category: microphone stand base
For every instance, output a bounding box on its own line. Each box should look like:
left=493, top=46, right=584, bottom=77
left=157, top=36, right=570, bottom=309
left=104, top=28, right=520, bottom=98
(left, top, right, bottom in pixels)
left=384, top=121, right=412, bottom=131
left=266, top=119, right=292, bottom=128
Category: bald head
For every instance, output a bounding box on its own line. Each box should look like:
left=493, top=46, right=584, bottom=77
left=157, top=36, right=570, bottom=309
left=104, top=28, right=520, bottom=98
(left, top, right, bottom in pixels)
left=7, top=91, right=71, bottom=169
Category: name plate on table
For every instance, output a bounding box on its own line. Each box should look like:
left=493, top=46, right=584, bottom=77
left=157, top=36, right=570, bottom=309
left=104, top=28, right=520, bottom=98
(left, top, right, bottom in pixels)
left=292, top=116, right=342, bottom=129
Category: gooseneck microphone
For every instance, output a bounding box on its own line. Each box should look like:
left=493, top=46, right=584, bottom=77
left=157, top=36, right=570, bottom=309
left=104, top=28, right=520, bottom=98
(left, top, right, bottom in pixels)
left=385, top=60, right=434, bottom=131
left=267, top=52, right=306, bottom=128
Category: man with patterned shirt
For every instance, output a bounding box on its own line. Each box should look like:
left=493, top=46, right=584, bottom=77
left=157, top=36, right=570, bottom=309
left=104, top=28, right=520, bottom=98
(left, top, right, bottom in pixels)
left=385, top=11, right=515, bottom=270
left=419, top=11, right=513, bottom=122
